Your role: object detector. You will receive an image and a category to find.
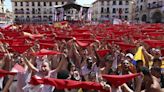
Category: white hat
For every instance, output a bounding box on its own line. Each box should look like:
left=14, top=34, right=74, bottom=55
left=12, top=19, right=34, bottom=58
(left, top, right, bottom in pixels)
left=126, top=53, right=134, bottom=59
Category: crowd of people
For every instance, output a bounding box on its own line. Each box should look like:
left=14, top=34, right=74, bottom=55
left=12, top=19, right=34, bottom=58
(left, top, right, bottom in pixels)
left=0, top=21, right=163, bottom=92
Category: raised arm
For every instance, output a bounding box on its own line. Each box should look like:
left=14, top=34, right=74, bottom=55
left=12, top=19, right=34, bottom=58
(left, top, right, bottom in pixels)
left=54, top=54, right=66, bottom=72
left=22, top=55, right=38, bottom=72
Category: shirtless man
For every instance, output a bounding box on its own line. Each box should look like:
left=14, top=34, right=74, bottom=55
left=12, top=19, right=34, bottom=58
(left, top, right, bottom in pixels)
left=135, top=67, right=164, bottom=92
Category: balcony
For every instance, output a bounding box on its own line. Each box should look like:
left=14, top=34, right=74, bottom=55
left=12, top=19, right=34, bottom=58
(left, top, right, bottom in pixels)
left=26, top=12, right=30, bottom=14
left=147, top=1, right=163, bottom=9
left=14, top=11, right=24, bottom=14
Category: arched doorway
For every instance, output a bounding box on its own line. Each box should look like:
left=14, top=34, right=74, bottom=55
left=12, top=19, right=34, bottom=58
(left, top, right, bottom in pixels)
left=141, top=14, right=147, bottom=22
left=151, top=11, right=162, bottom=23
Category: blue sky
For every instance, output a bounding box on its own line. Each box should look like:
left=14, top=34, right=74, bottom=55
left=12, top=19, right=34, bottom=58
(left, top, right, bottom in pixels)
left=4, top=0, right=96, bottom=11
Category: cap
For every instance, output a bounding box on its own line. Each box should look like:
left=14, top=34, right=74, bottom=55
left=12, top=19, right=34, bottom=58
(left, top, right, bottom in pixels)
left=126, top=53, right=134, bottom=59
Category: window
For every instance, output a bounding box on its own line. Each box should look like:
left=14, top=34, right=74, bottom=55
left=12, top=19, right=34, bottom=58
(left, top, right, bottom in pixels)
left=107, top=1, right=110, bottom=5
left=15, top=2, right=17, bottom=6
left=27, top=16, right=30, bottom=21
left=101, top=7, right=104, bottom=13
left=126, top=1, right=129, bottom=5
left=101, top=1, right=104, bottom=5
left=56, top=2, right=58, bottom=5
left=21, top=8, right=23, bottom=11
left=38, top=8, right=41, bottom=14
left=20, top=2, right=23, bottom=6
left=113, top=1, right=116, bottom=5
left=44, top=2, right=46, bottom=6
left=38, top=2, right=40, bottom=6
left=119, top=8, right=122, bottom=14
left=125, top=16, right=128, bottom=20
left=44, top=8, right=47, bottom=14
left=107, top=7, right=109, bottom=13
left=15, top=8, right=17, bottom=13
left=49, top=2, right=52, bottom=6
left=113, top=8, right=116, bottom=13
left=62, top=2, right=64, bottom=4
left=141, top=0, right=143, bottom=2
left=49, top=16, right=52, bottom=21
left=119, top=15, right=122, bottom=19
left=32, top=8, right=35, bottom=14
left=125, top=8, right=129, bottom=13
left=140, top=5, right=142, bottom=11
left=49, top=8, right=52, bottom=13
left=119, top=1, right=122, bottom=5
left=26, top=2, right=29, bottom=6
left=32, top=2, right=35, bottom=6
left=26, top=8, right=30, bottom=14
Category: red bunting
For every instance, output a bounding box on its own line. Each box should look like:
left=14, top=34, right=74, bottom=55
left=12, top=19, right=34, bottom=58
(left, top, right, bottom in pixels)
left=10, top=45, right=33, bottom=54
left=32, top=49, right=62, bottom=56
left=0, top=69, right=16, bottom=77
left=39, top=43, right=55, bottom=49
left=143, top=40, right=164, bottom=48
left=76, top=40, right=94, bottom=48
left=96, top=49, right=111, bottom=58
left=102, top=73, right=140, bottom=87
left=73, top=29, right=89, bottom=33
left=70, top=33, right=92, bottom=39
left=30, top=76, right=107, bottom=92
left=0, top=52, right=5, bottom=58
left=55, top=36, right=73, bottom=41
left=145, top=32, right=164, bottom=37
left=0, top=39, right=13, bottom=45
left=115, top=42, right=136, bottom=51
left=39, top=39, right=55, bottom=43
left=107, top=39, right=122, bottom=44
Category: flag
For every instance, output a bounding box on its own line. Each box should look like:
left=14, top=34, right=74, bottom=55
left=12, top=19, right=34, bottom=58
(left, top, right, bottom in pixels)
left=134, top=46, right=146, bottom=65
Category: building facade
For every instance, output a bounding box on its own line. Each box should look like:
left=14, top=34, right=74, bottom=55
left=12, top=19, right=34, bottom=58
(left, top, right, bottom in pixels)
left=134, top=0, right=148, bottom=23
left=147, top=0, right=163, bottom=23
left=11, top=0, right=76, bottom=23
left=92, top=0, right=132, bottom=22
left=0, top=0, right=4, bottom=13
left=134, top=0, right=163, bottom=23
left=0, top=0, right=6, bottom=24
